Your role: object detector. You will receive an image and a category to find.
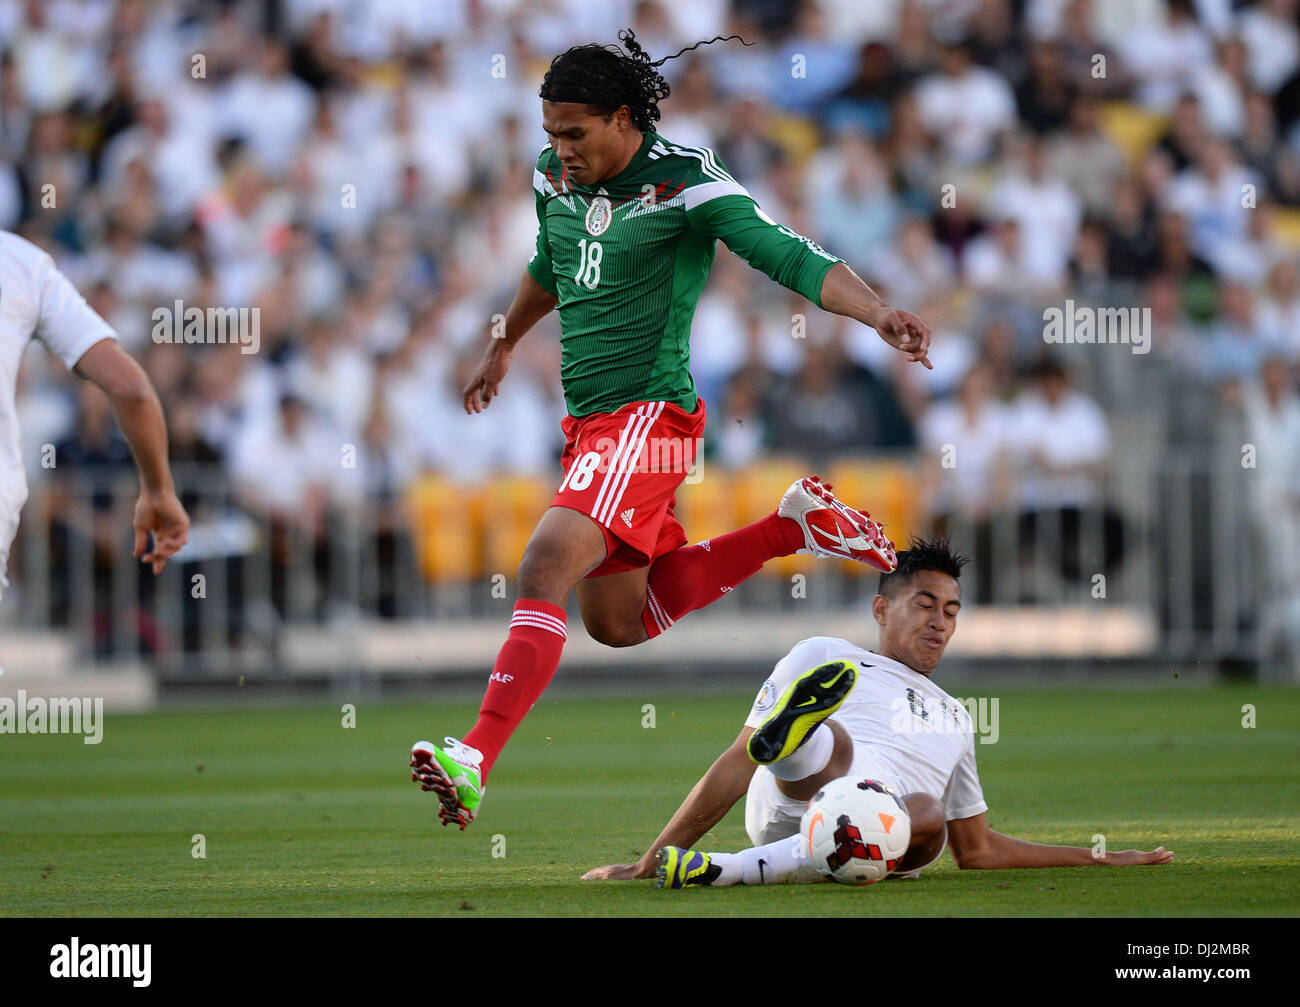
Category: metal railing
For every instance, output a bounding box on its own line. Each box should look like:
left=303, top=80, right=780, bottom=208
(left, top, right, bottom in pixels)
left=0, top=435, right=1281, bottom=678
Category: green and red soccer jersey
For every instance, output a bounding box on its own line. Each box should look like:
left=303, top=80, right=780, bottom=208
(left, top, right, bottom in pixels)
left=528, top=129, right=844, bottom=419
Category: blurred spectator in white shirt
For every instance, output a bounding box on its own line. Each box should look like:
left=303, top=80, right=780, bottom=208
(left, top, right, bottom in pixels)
left=9, top=0, right=93, bottom=111
left=806, top=130, right=901, bottom=267
left=1165, top=138, right=1260, bottom=270
left=1211, top=197, right=1290, bottom=287
left=219, top=39, right=316, bottom=178
left=920, top=362, right=1013, bottom=522
left=419, top=346, right=558, bottom=486
left=1256, top=260, right=1300, bottom=364
left=230, top=392, right=339, bottom=522
left=864, top=216, right=956, bottom=309
left=331, top=392, right=421, bottom=511
left=1205, top=280, right=1275, bottom=384
left=768, top=2, right=858, bottom=116
left=1118, top=0, right=1214, bottom=112
left=1010, top=356, right=1124, bottom=585
left=689, top=255, right=750, bottom=408
left=101, top=97, right=219, bottom=225
left=914, top=39, right=1017, bottom=166
left=965, top=216, right=1062, bottom=298
left=285, top=318, right=374, bottom=442
left=1192, top=37, right=1249, bottom=139
left=1239, top=0, right=1300, bottom=94
left=292, top=94, right=376, bottom=240
left=987, top=134, right=1082, bottom=291
left=918, top=359, right=1014, bottom=601
left=81, top=215, right=198, bottom=333
left=1011, top=357, right=1109, bottom=511
left=656, top=58, right=725, bottom=151
left=1241, top=354, right=1300, bottom=672
left=1242, top=354, right=1300, bottom=530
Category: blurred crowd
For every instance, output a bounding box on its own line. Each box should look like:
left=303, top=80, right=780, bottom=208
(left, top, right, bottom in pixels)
left=3, top=0, right=1300, bottom=631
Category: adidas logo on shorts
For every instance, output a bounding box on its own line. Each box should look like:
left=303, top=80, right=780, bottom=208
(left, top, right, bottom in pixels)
left=620, top=507, right=635, bottom=527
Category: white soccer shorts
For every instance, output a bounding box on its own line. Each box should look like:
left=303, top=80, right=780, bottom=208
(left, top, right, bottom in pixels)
left=743, top=731, right=946, bottom=877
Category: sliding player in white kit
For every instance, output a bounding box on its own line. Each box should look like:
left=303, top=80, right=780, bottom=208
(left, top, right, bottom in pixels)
left=583, top=538, right=1172, bottom=886
left=0, top=230, right=189, bottom=604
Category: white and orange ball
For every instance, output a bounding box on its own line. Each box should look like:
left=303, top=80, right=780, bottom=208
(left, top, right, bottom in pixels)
left=802, top=777, right=912, bottom=885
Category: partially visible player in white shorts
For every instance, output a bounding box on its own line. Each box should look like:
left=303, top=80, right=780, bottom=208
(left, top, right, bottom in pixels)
left=0, top=509, right=18, bottom=605
left=583, top=632, right=984, bottom=887
left=742, top=735, right=942, bottom=884
left=742, top=730, right=950, bottom=882
left=731, top=635, right=976, bottom=884
left=583, top=538, right=1174, bottom=887
left=0, top=229, right=191, bottom=613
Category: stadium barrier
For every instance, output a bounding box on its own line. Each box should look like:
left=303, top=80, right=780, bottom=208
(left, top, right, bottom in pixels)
left=0, top=445, right=1281, bottom=681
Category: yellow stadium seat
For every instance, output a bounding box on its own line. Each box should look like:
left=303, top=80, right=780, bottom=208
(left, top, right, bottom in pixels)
left=733, top=457, right=815, bottom=579
left=674, top=467, right=740, bottom=543
left=482, top=475, right=552, bottom=578
left=766, top=112, right=822, bottom=164
left=1269, top=208, right=1300, bottom=251
left=825, top=458, right=923, bottom=575
left=1098, top=101, right=1168, bottom=166
left=406, top=476, right=482, bottom=582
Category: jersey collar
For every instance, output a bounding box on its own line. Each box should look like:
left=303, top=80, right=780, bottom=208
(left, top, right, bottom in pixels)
left=867, top=650, right=934, bottom=679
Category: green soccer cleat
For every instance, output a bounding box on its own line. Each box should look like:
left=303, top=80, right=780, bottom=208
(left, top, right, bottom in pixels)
left=747, top=659, right=858, bottom=765
left=410, top=738, right=484, bottom=830
left=655, top=846, right=722, bottom=889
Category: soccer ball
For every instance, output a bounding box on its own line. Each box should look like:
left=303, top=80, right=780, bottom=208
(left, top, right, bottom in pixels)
left=801, top=776, right=912, bottom=885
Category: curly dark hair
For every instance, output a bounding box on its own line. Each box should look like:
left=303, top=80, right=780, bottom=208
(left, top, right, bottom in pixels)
left=538, top=28, right=750, bottom=133
left=877, top=536, right=969, bottom=597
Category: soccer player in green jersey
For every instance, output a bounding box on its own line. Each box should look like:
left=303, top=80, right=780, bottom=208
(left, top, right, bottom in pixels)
left=412, top=30, right=934, bottom=829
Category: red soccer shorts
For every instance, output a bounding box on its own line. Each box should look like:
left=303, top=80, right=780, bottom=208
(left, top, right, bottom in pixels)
left=552, top=396, right=707, bottom=577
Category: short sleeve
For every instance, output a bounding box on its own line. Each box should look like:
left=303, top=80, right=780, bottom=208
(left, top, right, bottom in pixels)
left=942, top=735, right=989, bottom=821
left=35, top=255, right=117, bottom=369
left=745, top=636, right=857, bottom=729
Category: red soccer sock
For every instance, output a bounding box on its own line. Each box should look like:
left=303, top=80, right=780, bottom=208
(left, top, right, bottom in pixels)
left=641, top=512, right=804, bottom=638
left=463, top=599, right=567, bottom=779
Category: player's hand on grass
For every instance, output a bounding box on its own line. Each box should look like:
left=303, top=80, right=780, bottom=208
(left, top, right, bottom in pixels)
left=1103, top=846, right=1173, bottom=866
left=463, top=341, right=514, bottom=413
left=580, top=860, right=656, bottom=881
left=869, top=306, right=932, bottom=369
left=132, top=488, right=190, bottom=575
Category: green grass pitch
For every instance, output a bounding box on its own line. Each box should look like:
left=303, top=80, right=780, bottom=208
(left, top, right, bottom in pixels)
left=1, top=685, right=1297, bottom=917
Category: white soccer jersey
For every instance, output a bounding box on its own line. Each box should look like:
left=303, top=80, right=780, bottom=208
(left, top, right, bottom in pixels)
left=746, top=636, right=989, bottom=823
left=0, top=231, right=117, bottom=592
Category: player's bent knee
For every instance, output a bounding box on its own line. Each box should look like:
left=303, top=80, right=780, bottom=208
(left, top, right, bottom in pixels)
left=584, top=620, right=647, bottom=648
left=825, top=719, right=854, bottom=776
left=517, top=533, right=601, bottom=600
left=903, top=793, right=946, bottom=841
left=892, top=793, right=946, bottom=874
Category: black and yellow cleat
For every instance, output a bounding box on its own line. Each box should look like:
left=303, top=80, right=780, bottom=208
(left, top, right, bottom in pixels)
left=747, top=659, right=858, bottom=765
left=654, top=846, right=722, bottom=889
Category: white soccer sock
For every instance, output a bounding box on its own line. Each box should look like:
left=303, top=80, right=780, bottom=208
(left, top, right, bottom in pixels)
left=710, top=834, right=824, bottom=886
left=766, top=723, right=833, bottom=782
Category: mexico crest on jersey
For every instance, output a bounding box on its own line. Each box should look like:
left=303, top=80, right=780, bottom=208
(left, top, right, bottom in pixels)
left=585, top=196, right=613, bottom=236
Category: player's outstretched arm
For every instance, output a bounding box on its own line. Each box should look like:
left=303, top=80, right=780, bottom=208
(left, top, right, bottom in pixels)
left=819, top=262, right=932, bottom=369
left=73, top=339, right=189, bottom=574
left=582, top=727, right=758, bottom=880
left=462, top=269, right=559, bottom=414
left=948, top=812, right=1172, bottom=869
